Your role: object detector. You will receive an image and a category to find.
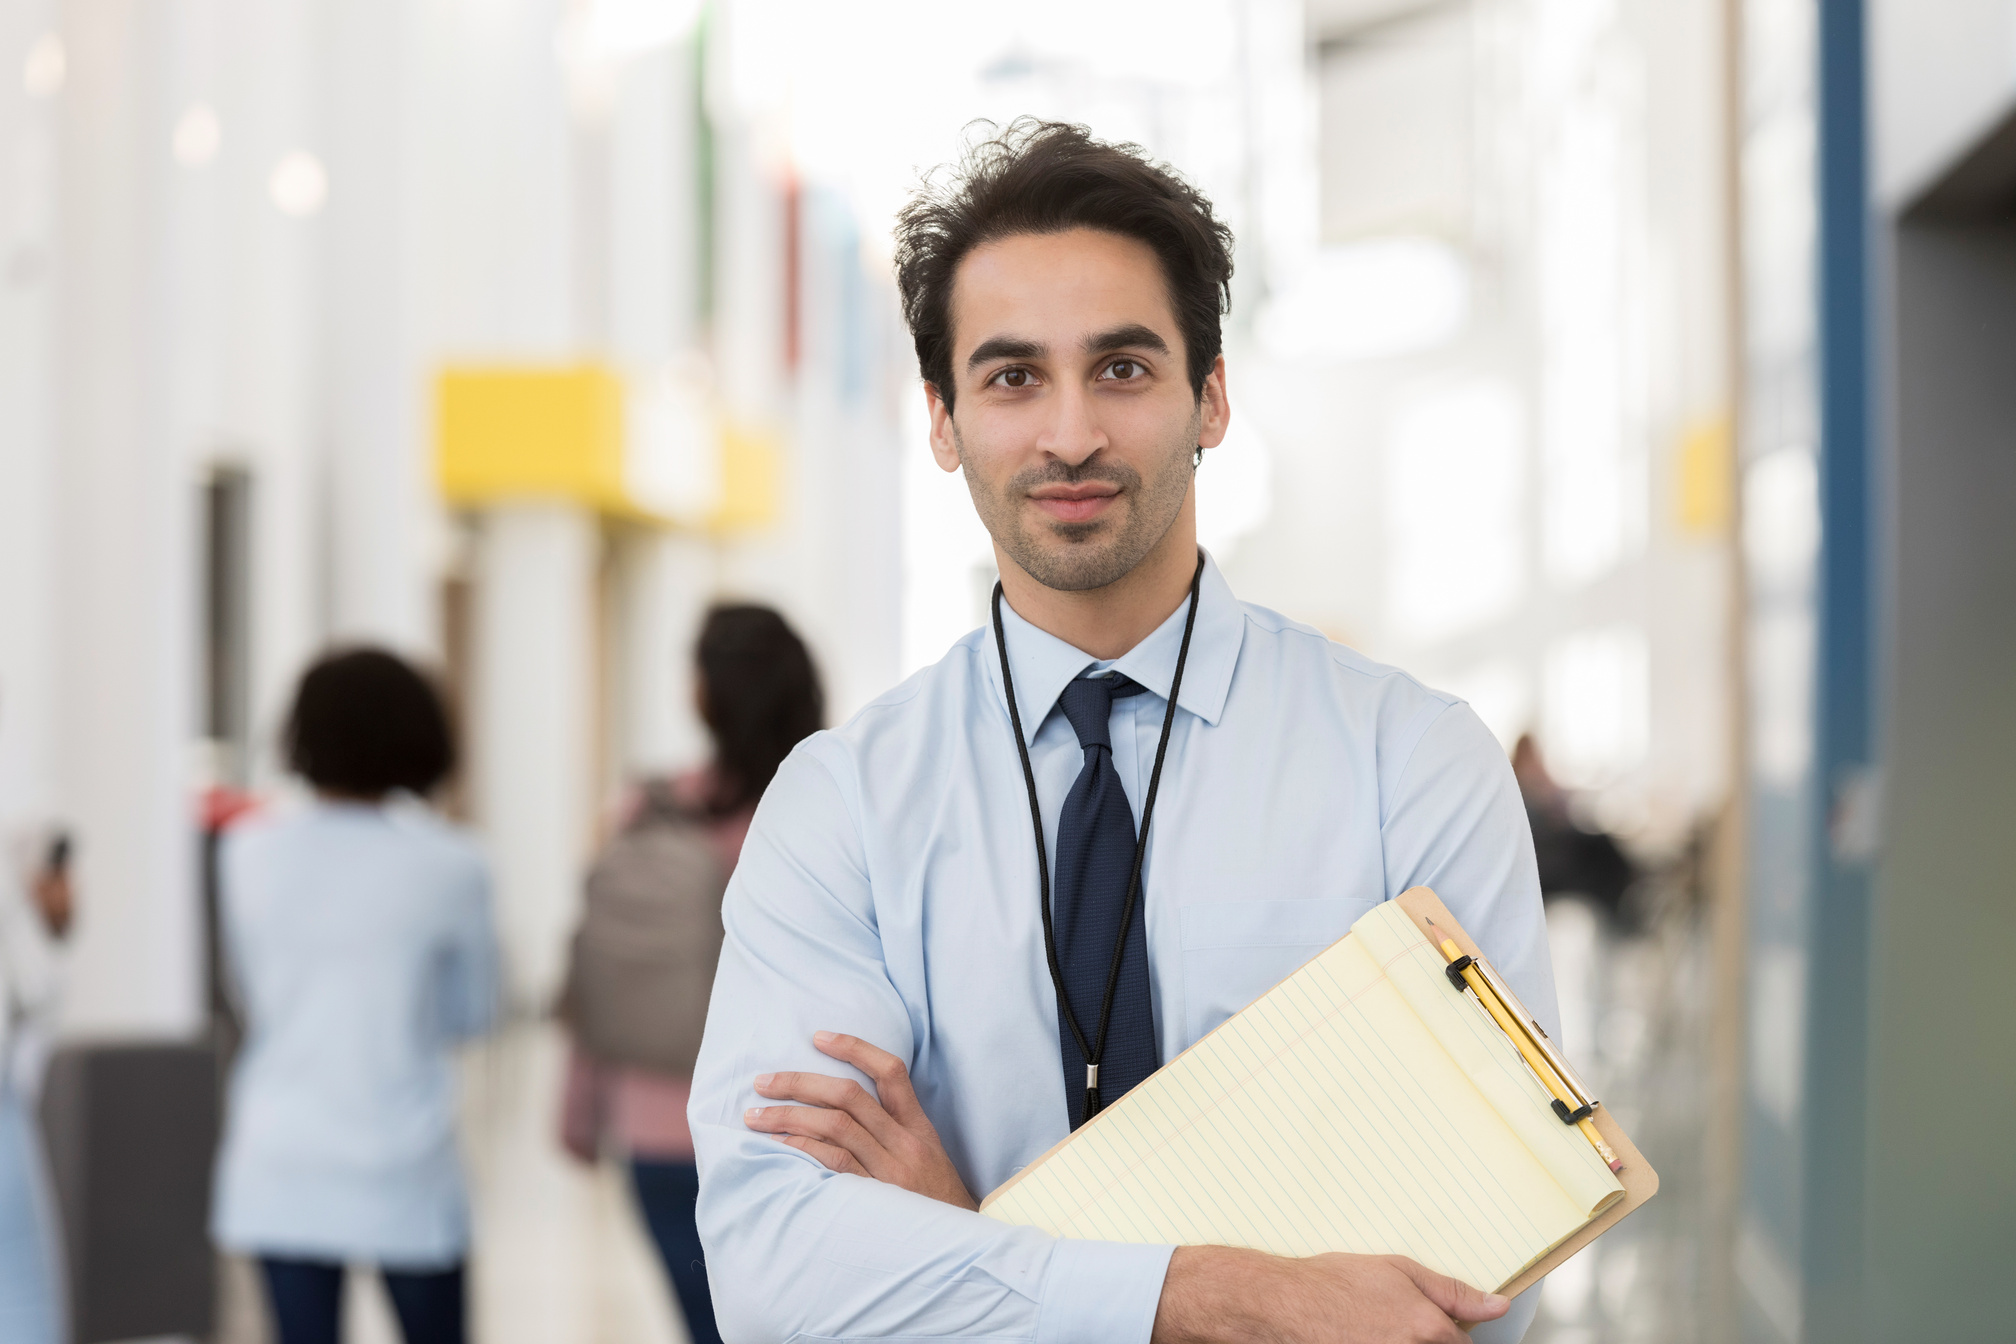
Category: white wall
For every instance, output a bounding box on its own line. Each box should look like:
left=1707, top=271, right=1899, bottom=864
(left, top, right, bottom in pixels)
left=47, top=0, right=207, bottom=1036
left=0, top=1, right=61, bottom=841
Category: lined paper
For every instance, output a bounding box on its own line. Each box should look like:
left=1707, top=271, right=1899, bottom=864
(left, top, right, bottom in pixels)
left=981, top=902, right=1626, bottom=1291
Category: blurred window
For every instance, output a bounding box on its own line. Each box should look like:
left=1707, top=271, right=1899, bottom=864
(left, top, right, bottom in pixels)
left=1540, top=623, right=1649, bottom=789
left=1530, top=0, right=1648, bottom=589
left=1383, top=378, right=1526, bottom=641
left=1315, top=4, right=1472, bottom=243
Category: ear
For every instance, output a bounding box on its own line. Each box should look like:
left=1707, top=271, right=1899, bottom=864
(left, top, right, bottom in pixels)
left=1196, top=355, right=1231, bottom=450
left=926, top=383, right=962, bottom=473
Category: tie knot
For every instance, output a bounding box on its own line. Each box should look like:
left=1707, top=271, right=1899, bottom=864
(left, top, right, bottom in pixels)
left=1056, top=673, right=1145, bottom=752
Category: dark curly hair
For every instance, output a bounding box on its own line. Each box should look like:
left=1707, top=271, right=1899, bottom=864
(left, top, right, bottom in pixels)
left=893, top=118, right=1235, bottom=412
left=697, top=605, right=824, bottom=815
left=285, top=648, right=455, bottom=798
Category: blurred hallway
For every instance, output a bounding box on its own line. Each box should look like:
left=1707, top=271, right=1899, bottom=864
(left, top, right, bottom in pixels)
left=3, top=0, right=2013, bottom=1340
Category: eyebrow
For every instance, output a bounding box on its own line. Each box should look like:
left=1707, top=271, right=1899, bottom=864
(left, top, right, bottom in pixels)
left=964, top=324, right=1173, bottom=371
left=966, top=336, right=1045, bottom=369
left=1084, top=324, right=1171, bottom=357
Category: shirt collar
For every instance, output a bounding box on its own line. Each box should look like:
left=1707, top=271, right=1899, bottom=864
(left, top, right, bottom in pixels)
left=983, top=549, right=1246, bottom=746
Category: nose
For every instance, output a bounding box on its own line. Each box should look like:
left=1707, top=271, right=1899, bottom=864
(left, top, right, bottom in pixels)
left=1033, top=379, right=1106, bottom=467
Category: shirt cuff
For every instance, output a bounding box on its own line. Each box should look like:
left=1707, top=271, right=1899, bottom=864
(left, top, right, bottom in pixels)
left=1034, top=1239, right=1175, bottom=1344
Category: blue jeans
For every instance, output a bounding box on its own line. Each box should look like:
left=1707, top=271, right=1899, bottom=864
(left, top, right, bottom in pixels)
left=259, top=1257, right=465, bottom=1344
left=630, top=1160, right=721, bottom=1344
left=0, top=1088, right=60, bottom=1344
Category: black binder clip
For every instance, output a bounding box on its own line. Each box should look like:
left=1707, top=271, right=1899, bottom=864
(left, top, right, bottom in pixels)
left=1551, top=1097, right=1595, bottom=1125
left=1444, top=954, right=1474, bottom=991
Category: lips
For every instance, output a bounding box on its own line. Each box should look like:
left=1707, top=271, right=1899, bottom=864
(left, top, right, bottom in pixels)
left=1029, top=486, right=1119, bottom=524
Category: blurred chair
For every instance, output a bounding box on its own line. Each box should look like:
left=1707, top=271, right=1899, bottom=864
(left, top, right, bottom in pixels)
left=38, top=1041, right=219, bottom=1343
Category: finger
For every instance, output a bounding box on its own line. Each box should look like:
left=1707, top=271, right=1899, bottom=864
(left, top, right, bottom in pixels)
left=743, top=1104, right=884, bottom=1166
left=777, top=1134, right=865, bottom=1177
left=1390, top=1258, right=1509, bottom=1322
left=814, top=1032, right=927, bottom=1128
left=755, top=1069, right=906, bottom=1148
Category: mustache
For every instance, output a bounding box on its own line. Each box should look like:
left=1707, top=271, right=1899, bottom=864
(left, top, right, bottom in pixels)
left=1008, top=455, right=1141, bottom=493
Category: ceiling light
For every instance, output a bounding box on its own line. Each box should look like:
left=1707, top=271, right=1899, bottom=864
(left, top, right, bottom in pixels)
left=268, top=151, right=328, bottom=217
left=173, top=104, right=221, bottom=166
left=22, top=34, right=64, bottom=98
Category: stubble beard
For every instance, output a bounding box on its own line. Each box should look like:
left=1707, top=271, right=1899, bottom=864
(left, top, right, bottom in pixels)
left=955, top=416, right=1198, bottom=594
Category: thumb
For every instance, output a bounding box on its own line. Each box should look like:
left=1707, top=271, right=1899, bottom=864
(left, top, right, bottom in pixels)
left=1393, top=1259, right=1510, bottom=1322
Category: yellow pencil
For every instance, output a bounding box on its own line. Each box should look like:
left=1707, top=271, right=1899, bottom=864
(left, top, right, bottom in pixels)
left=1427, top=921, right=1624, bottom=1174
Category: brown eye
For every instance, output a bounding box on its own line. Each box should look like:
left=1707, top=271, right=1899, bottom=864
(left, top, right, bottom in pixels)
left=1105, top=359, right=1141, bottom=380
left=999, top=368, right=1030, bottom=388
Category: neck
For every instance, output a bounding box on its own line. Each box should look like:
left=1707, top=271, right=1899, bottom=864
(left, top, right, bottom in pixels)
left=996, top=495, right=1199, bottom=660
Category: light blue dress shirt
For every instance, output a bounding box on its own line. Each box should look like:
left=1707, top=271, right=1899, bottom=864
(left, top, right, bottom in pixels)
left=212, top=800, right=499, bottom=1267
left=692, top=554, right=1555, bottom=1344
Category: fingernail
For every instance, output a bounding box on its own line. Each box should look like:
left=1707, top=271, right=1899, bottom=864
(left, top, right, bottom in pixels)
left=754, top=1073, right=775, bottom=1089
left=813, top=1030, right=835, bottom=1045
left=743, top=1108, right=759, bottom=1120
left=1486, top=1295, right=1509, bottom=1310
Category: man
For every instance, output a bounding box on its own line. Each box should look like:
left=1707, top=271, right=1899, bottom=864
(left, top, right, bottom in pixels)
left=691, top=120, right=1556, bottom=1344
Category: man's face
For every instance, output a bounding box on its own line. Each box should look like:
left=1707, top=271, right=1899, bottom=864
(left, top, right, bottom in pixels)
left=927, top=228, right=1230, bottom=593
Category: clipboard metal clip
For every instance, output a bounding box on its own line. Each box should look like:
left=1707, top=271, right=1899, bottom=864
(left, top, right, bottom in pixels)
left=1446, top=948, right=1600, bottom=1125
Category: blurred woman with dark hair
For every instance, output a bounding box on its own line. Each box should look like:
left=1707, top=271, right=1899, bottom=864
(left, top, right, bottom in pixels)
left=212, top=649, right=499, bottom=1344
left=557, top=604, right=821, bottom=1344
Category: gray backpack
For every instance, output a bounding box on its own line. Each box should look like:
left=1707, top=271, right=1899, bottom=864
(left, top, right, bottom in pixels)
left=559, top=783, right=728, bottom=1075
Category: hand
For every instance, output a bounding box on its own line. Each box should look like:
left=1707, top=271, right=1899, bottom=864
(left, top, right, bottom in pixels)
left=745, top=1031, right=978, bottom=1211
left=1153, top=1246, right=1508, bottom=1344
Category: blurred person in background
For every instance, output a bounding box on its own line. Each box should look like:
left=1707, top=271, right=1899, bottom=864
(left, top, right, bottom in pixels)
left=558, top=605, right=823, bottom=1344
left=0, top=794, right=74, bottom=1344
left=1510, top=734, right=1637, bottom=926
left=211, top=649, right=499, bottom=1344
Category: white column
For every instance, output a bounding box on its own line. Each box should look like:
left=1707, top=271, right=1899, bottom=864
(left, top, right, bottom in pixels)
left=611, top=530, right=712, bottom=781
left=470, top=503, right=597, bottom=1010
left=603, top=37, right=711, bottom=782
left=210, top=0, right=325, bottom=789
left=50, top=0, right=202, bottom=1036
left=323, top=0, right=430, bottom=653
left=0, top=1, right=61, bottom=832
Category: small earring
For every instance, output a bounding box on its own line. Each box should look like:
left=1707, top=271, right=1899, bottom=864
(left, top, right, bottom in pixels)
left=1193, top=444, right=1205, bottom=467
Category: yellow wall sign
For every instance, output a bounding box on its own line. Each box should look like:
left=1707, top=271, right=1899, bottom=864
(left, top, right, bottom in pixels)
left=435, top=365, right=630, bottom=512
left=712, top=421, right=781, bottom=532
left=1676, top=416, right=1733, bottom=537
left=434, top=363, right=780, bottom=531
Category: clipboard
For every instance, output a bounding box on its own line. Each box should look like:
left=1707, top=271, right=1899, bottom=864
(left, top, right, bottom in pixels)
left=1392, top=886, right=1658, bottom=1296
left=982, top=886, right=1658, bottom=1298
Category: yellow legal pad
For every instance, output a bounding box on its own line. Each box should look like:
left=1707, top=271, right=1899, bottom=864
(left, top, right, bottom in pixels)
left=980, top=888, right=1657, bottom=1296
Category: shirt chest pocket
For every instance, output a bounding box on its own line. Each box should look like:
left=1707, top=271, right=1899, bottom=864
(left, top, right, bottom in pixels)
left=1176, top=897, right=1371, bottom=1043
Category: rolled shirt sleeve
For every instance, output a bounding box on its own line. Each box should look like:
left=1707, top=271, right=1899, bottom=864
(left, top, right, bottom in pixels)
left=690, top=745, right=1174, bottom=1344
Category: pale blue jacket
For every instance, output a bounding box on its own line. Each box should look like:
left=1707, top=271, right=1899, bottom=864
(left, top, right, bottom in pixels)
left=212, top=800, right=498, bottom=1267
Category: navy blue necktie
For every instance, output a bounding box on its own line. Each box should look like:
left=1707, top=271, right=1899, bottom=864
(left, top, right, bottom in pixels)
left=1051, top=672, right=1159, bottom=1128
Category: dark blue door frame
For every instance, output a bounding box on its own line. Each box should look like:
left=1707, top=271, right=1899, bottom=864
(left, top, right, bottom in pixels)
left=1802, top=0, right=1879, bottom=1337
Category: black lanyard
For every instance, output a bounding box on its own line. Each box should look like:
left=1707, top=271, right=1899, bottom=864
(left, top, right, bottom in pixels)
left=991, top=551, right=1204, bottom=1122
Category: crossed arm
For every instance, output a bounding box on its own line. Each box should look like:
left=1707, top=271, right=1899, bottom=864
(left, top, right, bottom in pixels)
left=746, top=1032, right=1510, bottom=1344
